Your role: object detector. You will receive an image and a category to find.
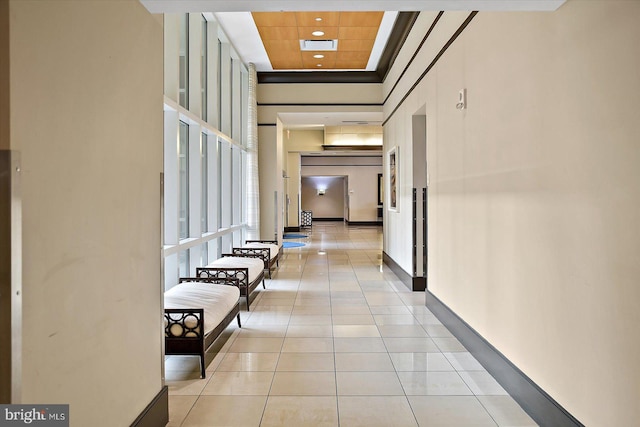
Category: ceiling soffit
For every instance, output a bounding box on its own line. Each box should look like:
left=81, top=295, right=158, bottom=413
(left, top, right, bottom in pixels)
left=257, top=11, right=419, bottom=84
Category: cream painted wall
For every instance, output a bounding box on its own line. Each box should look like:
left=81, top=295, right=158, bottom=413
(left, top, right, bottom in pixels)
left=9, top=1, right=163, bottom=425
left=284, top=129, right=324, bottom=153
left=0, top=1, right=7, bottom=151
left=258, top=124, right=282, bottom=241
left=258, top=83, right=383, bottom=105
left=383, top=1, right=640, bottom=424
left=301, top=177, right=345, bottom=219
left=285, top=152, right=300, bottom=227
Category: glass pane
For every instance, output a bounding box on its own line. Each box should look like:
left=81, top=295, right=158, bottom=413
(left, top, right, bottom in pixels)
left=201, top=15, right=207, bottom=121
left=179, top=121, right=189, bottom=239
left=201, top=243, right=208, bottom=267
left=232, top=147, right=240, bottom=225
left=217, top=39, right=222, bottom=127
left=230, top=58, right=234, bottom=137
left=179, top=14, right=189, bottom=108
left=201, top=133, right=208, bottom=233
left=178, top=249, right=190, bottom=278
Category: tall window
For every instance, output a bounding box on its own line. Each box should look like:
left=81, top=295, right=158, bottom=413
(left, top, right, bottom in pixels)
left=217, top=39, right=222, bottom=127
left=200, top=243, right=208, bottom=267
left=201, top=133, right=208, bottom=233
left=179, top=250, right=189, bottom=279
left=230, top=58, right=234, bottom=138
left=179, top=121, right=189, bottom=239
left=179, top=14, right=189, bottom=108
left=217, top=138, right=223, bottom=230
left=201, top=15, right=208, bottom=121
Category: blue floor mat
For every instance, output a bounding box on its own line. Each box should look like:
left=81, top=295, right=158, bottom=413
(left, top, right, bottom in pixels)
left=283, top=234, right=308, bottom=239
left=283, top=242, right=305, bottom=248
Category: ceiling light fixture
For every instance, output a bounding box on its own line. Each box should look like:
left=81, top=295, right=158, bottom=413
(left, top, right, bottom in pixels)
left=317, top=64, right=322, bottom=67
left=312, top=30, right=325, bottom=37
left=315, top=17, right=322, bottom=22
left=313, top=54, right=324, bottom=59
left=300, top=39, right=338, bottom=51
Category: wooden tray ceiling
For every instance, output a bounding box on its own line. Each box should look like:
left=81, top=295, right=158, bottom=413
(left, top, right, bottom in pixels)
left=252, top=12, right=384, bottom=70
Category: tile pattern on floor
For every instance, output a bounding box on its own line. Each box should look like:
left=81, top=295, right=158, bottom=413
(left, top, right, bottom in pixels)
left=166, top=222, right=537, bottom=426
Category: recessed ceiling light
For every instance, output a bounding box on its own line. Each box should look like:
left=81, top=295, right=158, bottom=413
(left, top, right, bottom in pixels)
left=317, top=64, right=322, bottom=67
left=315, top=17, right=322, bottom=22
left=313, top=54, right=324, bottom=59
left=312, top=31, right=325, bottom=37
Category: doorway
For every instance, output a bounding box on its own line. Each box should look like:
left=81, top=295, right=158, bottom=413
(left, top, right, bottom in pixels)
left=300, top=176, right=346, bottom=221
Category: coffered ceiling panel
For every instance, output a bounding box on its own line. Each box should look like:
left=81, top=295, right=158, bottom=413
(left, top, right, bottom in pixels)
left=298, top=27, right=340, bottom=39
left=252, top=11, right=385, bottom=70
left=295, top=12, right=340, bottom=26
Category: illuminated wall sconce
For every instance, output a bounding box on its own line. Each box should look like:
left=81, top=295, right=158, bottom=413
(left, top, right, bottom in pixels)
left=456, top=88, right=467, bottom=110
left=317, top=188, right=326, bottom=196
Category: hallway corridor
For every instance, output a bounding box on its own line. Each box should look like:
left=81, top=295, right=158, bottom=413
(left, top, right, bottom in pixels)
left=165, top=222, right=537, bottom=426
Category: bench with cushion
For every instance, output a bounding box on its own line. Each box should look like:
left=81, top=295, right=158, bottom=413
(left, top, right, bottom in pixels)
left=239, top=240, right=281, bottom=278
left=196, top=254, right=265, bottom=310
left=164, top=277, right=241, bottom=378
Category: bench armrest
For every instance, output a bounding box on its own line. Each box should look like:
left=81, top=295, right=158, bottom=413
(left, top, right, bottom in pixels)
left=196, top=267, right=249, bottom=286
left=164, top=308, right=204, bottom=338
left=229, top=247, right=270, bottom=263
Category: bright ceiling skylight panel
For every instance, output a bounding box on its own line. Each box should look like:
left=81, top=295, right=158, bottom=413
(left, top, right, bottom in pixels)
left=300, top=39, right=338, bottom=51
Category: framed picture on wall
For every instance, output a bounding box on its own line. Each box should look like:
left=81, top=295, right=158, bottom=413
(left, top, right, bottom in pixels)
left=388, top=146, right=398, bottom=211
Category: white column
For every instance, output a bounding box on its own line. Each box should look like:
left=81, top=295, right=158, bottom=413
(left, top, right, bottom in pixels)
left=246, top=63, right=260, bottom=239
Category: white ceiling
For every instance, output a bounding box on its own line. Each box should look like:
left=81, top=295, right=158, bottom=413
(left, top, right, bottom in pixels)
left=279, top=112, right=384, bottom=129
left=141, top=1, right=566, bottom=14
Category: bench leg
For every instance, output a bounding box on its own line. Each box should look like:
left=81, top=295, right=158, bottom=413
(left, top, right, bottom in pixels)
left=236, top=313, right=241, bottom=328
left=200, top=351, right=206, bottom=378
left=262, top=278, right=266, bottom=289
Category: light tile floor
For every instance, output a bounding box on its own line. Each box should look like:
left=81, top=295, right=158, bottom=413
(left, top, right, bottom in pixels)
left=166, top=222, right=537, bottom=427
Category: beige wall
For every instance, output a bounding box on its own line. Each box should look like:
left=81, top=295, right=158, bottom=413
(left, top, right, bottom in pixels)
left=0, top=0, right=8, bottom=151
left=384, top=1, right=640, bottom=424
left=258, top=124, right=282, bottom=240
left=301, top=177, right=345, bottom=219
left=9, top=1, right=163, bottom=425
left=258, top=83, right=383, bottom=105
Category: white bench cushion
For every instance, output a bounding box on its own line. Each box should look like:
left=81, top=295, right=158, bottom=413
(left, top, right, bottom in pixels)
left=165, top=282, right=239, bottom=335
left=243, top=242, right=279, bottom=261
left=207, top=256, right=264, bottom=282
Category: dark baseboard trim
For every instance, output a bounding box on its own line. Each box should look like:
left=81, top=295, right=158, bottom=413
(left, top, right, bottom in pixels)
left=346, top=221, right=382, bottom=226
left=284, top=226, right=300, bottom=232
left=383, top=251, right=425, bottom=292
left=130, top=386, right=168, bottom=427
left=312, top=217, right=344, bottom=222
left=425, top=291, right=584, bottom=427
